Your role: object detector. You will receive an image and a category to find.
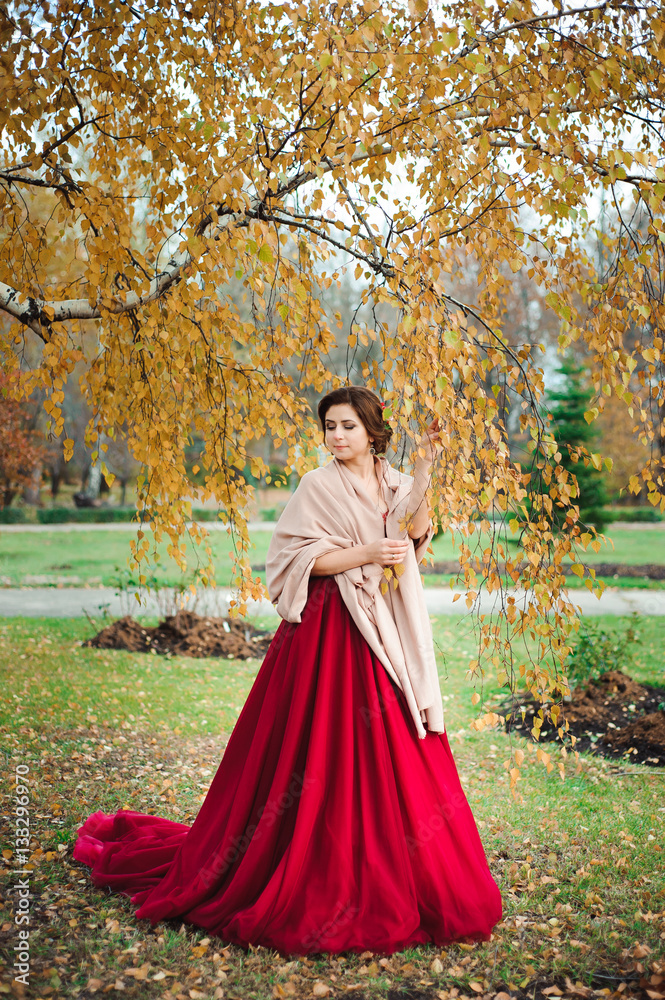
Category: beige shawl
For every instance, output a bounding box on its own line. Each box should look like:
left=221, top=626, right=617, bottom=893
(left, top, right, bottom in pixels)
left=265, top=455, right=445, bottom=738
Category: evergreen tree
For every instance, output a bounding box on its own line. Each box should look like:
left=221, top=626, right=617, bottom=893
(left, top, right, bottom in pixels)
left=547, top=359, right=611, bottom=532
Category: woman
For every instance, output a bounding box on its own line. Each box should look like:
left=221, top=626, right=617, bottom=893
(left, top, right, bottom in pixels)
left=73, top=385, right=502, bottom=956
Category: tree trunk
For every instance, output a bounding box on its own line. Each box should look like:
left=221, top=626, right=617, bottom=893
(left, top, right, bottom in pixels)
left=22, top=463, right=42, bottom=506
left=85, top=460, right=102, bottom=500
left=51, top=468, right=62, bottom=499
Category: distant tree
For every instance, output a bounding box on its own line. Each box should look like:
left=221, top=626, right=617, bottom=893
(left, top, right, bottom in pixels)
left=3, top=0, right=665, bottom=733
left=596, top=393, right=650, bottom=505
left=104, top=433, right=141, bottom=507
left=547, top=359, right=611, bottom=532
left=0, top=374, right=47, bottom=508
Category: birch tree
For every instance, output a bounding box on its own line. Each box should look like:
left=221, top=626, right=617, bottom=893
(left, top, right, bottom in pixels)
left=2, top=0, right=664, bottom=766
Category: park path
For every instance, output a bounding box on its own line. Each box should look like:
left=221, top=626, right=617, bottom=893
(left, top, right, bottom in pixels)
left=1, top=584, right=664, bottom=618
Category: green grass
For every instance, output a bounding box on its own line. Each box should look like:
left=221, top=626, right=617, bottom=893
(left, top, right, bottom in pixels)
left=1, top=614, right=663, bottom=998
left=436, top=522, right=665, bottom=566
left=1, top=523, right=663, bottom=590
left=0, top=529, right=273, bottom=589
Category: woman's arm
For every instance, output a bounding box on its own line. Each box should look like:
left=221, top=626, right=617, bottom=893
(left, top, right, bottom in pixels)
left=406, top=457, right=434, bottom=540
left=311, top=537, right=412, bottom=576
left=310, top=545, right=373, bottom=577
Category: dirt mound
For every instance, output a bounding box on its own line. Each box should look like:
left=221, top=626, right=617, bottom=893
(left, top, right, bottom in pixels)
left=84, top=610, right=275, bottom=660
left=557, top=670, right=648, bottom=728
left=603, top=711, right=665, bottom=757
left=502, top=669, right=665, bottom=767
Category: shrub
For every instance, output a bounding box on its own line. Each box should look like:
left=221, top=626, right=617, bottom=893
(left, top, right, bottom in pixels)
left=606, top=507, right=663, bottom=524
left=34, top=507, right=228, bottom=525
left=0, top=508, right=29, bottom=524
left=37, top=507, right=138, bottom=524
left=564, top=613, right=641, bottom=688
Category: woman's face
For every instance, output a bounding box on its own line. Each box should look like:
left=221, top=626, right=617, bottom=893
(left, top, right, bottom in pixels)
left=324, top=403, right=372, bottom=461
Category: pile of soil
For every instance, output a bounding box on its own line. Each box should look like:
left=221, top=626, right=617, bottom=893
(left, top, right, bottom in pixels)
left=502, top=669, right=665, bottom=767
left=84, top=610, right=276, bottom=660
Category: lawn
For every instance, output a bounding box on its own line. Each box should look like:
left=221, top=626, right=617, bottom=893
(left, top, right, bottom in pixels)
left=0, top=523, right=663, bottom=590
left=0, top=528, right=274, bottom=590
left=1, top=613, right=663, bottom=999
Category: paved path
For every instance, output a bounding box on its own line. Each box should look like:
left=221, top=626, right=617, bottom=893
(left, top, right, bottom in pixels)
left=1, top=585, right=664, bottom=618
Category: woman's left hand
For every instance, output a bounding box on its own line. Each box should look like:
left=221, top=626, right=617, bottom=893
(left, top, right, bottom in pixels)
left=416, top=417, right=445, bottom=462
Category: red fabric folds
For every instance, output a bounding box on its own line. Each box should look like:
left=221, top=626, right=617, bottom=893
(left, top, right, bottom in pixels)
left=73, top=575, right=502, bottom=955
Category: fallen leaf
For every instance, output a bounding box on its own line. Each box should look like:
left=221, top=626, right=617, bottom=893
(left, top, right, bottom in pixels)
left=431, top=958, right=444, bottom=974
left=312, top=985, right=331, bottom=997
left=565, top=978, right=592, bottom=998
left=125, top=964, right=150, bottom=980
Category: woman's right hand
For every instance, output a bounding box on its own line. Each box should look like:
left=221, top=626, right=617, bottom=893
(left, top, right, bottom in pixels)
left=365, top=538, right=411, bottom=567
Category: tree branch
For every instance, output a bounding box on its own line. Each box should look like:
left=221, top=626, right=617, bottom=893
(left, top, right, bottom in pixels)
left=0, top=142, right=394, bottom=341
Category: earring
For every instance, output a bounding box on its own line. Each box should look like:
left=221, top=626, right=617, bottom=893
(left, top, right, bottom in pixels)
left=369, top=444, right=375, bottom=455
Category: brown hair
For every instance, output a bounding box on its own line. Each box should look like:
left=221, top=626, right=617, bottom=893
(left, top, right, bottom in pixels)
left=317, top=385, right=392, bottom=455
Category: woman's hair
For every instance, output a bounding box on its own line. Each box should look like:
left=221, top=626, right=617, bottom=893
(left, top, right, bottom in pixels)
left=317, top=385, right=392, bottom=455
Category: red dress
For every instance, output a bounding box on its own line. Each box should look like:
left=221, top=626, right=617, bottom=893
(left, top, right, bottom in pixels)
left=73, top=575, right=502, bottom=955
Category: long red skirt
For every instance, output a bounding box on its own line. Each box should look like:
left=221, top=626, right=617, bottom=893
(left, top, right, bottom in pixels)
left=73, top=575, right=502, bottom=955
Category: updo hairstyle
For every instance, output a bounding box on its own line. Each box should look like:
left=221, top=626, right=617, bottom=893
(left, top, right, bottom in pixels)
left=317, top=385, right=392, bottom=455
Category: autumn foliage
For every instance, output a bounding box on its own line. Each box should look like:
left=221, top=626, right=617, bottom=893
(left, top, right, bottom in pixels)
left=1, top=1, right=665, bottom=749
left=0, top=371, right=47, bottom=508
